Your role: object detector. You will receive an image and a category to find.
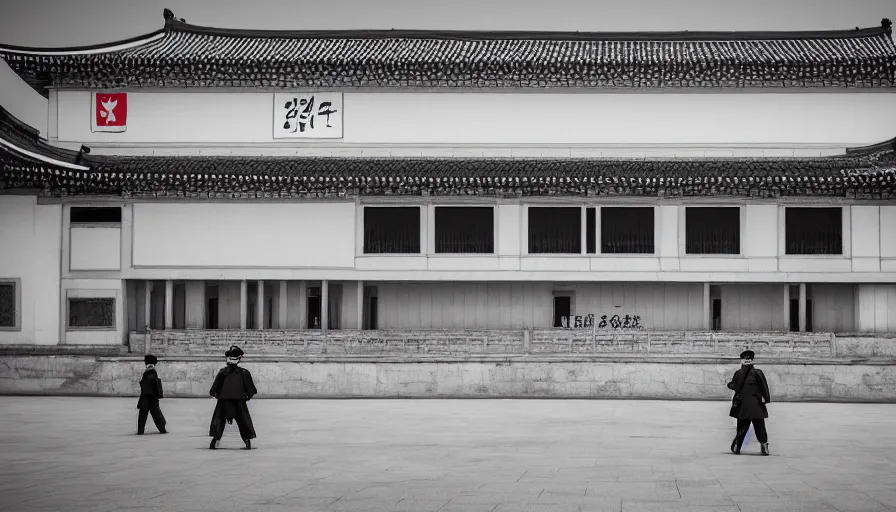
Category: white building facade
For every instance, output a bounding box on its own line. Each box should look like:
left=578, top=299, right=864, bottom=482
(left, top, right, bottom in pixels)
left=1, top=12, right=896, bottom=352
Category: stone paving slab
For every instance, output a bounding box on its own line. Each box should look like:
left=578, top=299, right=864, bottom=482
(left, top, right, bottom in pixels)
left=0, top=397, right=895, bottom=512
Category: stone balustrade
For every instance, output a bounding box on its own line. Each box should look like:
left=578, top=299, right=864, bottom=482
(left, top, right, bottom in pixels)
left=129, top=328, right=859, bottom=358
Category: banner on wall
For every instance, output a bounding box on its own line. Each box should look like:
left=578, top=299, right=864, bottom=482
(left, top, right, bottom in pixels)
left=272, top=92, right=343, bottom=139
left=91, top=92, right=128, bottom=133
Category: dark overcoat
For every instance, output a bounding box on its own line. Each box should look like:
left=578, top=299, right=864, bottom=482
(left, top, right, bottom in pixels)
left=727, top=366, right=771, bottom=419
left=208, top=365, right=258, bottom=438
left=136, top=368, right=164, bottom=410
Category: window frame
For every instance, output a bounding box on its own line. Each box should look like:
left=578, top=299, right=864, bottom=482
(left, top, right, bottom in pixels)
left=598, top=206, right=657, bottom=255
left=780, top=205, right=848, bottom=258
left=0, top=278, right=22, bottom=332
left=526, top=205, right=584, bottom=255
left=681, top=205, right=744, bottom=257
left=66, top=296, right=117, bottom=332
left=360, top=205, right=424, bottom=255
left=432, top=205, right=496, bottom=255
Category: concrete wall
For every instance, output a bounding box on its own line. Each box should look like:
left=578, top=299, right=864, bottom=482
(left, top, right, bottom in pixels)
left=856, top=284, right=896, bottom=333
left=1, top=355, right=894, bottom=402
left=0, top=196, right=61, bottom=345
left=54, top=91, right=896, bottom=148
left=115, top=201, right=896, bottom=286
left=132, top=203, right=356, bottom=268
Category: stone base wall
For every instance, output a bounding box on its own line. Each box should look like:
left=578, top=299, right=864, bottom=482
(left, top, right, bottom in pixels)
left=132, top=329, right=846, bottom=357
left=1, top=355, right=894, bottom=402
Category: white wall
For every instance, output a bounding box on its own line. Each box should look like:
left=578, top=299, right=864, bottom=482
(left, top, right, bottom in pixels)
left=567, top=282, right=704, bottom=330
left=720, top=284, right=787, bottom=331
left=132, top=203, right=356, bottom=268
left=856, top=284, right=896, bottom=333
left=0, top=196, right=61, bottom=345
left=376, top=282, right=552, bottom=329
left=55, top=91, right=896, bottom=148
left=811, top=284, right=856, bottom=333
left=70, top=227, right=121, bottom=271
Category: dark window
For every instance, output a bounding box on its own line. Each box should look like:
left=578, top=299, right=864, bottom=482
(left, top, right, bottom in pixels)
left=307, top=287, right=321, bottom=329
left=0, top=281, right=17, bottom=328
left=601, top=207, right=655, bottom=254
left=364, top=207, right=421, bottom=254
left=528, top=207, right=581, bottom=254
left=435, top=207, right=494, bottom=253
left=789, top=298, right=814, bottom=332
left=553, top=295, right=571, bottom=327
left=206, top=297, right=219, bottom=329
left=68, top=298, right=115, bottom=328
left=785, top=207, right=842, bottom=255
left=586, top=207, right=596, bottom=254
left=686, top=207, right=740, bottom=254
left=70, top=207, right=121, bottom=223
left=712, top=298, right=722, bottom=331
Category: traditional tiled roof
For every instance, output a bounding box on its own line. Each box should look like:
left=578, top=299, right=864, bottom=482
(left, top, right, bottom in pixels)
left=1, top=10, right=894, bottom=94
left=2, top=108, right=895, bottom=198
left=0, top=106, right=89, bottom=171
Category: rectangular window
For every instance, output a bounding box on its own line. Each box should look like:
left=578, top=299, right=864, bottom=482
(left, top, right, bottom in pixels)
left=363, top=207, right=421, bottom=254
left=685, top=207, right=741, bottom=254
left=0, top=279, right=20, bottom=330
left=600, top=207, right=655, bottom=254
left=528, top=207, right=581, bottom=254
left=435, top=207, right=494, bottom=253
left=67, top=298, right=115, bottom=329
left=70, top=206, right=121, bottom=224
left=586, top=207, right=596, bottom=254
left=785, top=207, right=842, bottom=255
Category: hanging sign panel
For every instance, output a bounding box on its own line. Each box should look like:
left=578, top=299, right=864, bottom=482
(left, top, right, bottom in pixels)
left=273, top=92, right=343, bottom=139
left=91, top=92, right=128, bottom=133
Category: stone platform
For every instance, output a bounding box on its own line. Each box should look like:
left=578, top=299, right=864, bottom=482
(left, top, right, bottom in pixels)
left=2, top=354, right=896, bottom=401
left=1, top=397, right=895, bottom=512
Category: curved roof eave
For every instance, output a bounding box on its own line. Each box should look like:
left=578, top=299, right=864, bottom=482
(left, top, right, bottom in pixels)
left=0, top=28, right=166, bottom=56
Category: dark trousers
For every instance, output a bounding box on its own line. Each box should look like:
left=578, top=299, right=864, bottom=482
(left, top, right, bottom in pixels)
left=210, top=400, right=256, bottom=441
left=735, top=418, right=768, bottom=446
left=137, top=404, right=166, bottom=434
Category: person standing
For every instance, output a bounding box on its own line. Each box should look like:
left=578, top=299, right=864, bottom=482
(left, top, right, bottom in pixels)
left=137, top=354, right=168, bottom=435
left=727, top=350, right=771, bottom=455
left=208, top=345, right=258, bottom=450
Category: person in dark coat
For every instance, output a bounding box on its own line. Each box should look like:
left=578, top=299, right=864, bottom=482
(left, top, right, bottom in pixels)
left=136, top=354, right=168, bottom=435
left=208, top=345, right=257, bottom=450
left=727, top=350, right=771, bottom=455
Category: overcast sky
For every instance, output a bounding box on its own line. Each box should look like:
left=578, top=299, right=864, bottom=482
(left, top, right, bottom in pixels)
left=0, top=0, right=893, bottom=133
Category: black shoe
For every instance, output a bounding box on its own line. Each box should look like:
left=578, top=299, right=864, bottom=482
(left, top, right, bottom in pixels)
left=730, top=438, right=740, bottom=454
left=209, top=438, right=218, bottom=450
left=159, top=430, right=168, bottom=434
left=243, top=439, right=251, bottom=450
left=137, top=432, right=144, bottom=436
left=761, top=443, right=769, bottom=456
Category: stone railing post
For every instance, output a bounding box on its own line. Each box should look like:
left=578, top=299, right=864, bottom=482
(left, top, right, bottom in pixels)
left=523, top=329, right=531, bottom=353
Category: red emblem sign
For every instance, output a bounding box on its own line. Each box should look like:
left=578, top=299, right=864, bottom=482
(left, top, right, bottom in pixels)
left=91, top=93, right=127, bottom=132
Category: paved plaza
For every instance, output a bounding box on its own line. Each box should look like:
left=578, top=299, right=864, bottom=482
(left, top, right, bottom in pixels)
left=0, top=397, right=895, bottom=512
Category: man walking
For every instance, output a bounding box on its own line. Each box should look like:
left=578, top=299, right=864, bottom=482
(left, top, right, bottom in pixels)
left=728, top=350, right=772, bottom=455
left=208, top=345, right=258, bottom=450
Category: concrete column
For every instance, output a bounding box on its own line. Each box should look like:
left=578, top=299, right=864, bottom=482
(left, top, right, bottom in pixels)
left=185, top=281, right=206, bottom=329
left=798, top=283, right=807, bottom=332
left=703, top=282, right=711, bottom=330
left=143, top=280, right=152, bottom=332
left=357, top=280, right=364, bottom=330
left=256, top=280, right=264, bottom=329
left=580, top=206, right=587, bottom=254
left=278, top=280, right=288, bottom=329
left=784, top=285, right=791, bottom=331
left=164, top=280, right=174, bottom=330
left=298, top=280, right=308, bottom=329
left=239, top=280, right=248, bottom=330
left=321, top=280, right=329, bottom=333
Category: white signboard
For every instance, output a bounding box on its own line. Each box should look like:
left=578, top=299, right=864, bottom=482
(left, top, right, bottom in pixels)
left=273, top=92, right=343, bottom=139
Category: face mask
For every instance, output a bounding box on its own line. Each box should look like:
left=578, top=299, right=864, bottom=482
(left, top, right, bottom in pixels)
left=145, top=364, right=155, bottom=370
left=742, top=359, right=753, bottom=366
left=226, top=357, right=240, bottom=365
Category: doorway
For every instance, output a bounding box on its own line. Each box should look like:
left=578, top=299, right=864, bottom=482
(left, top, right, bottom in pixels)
left=553, top=295, right=571, bottom=327
left=307, top=287, right=321, bottom=329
